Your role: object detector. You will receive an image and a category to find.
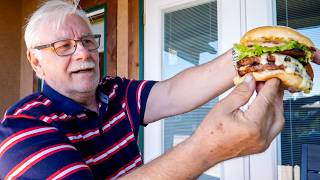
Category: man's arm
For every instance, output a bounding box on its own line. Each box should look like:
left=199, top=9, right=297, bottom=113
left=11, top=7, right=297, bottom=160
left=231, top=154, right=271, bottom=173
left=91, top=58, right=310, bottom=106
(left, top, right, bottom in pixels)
left=122, top=76, right=285, bottom=179
left=144, top=50, right=236, bottom=124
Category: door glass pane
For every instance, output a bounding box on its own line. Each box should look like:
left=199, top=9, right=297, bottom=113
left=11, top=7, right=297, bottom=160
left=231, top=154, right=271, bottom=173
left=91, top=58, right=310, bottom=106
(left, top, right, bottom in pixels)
left=276, top=0, right=320, bottom=179
left=86, top=7, right=106, bottom=78
left=162, top=1, right=220, bottom=179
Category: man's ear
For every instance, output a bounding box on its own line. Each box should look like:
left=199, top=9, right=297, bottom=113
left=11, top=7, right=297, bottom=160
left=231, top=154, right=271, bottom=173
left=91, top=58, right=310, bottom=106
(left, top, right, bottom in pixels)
left=27, top=49, right=44, bottom=79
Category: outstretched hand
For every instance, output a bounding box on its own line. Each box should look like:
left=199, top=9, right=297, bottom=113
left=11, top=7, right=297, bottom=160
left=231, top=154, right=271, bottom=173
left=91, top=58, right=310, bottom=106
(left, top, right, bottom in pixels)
left=193, top=75, right=285, bottom=167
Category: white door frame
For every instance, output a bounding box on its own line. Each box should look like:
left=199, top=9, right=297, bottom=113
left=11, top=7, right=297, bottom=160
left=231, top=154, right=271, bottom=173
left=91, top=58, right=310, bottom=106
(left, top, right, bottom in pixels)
left=144, top=0, right=278, bottom=179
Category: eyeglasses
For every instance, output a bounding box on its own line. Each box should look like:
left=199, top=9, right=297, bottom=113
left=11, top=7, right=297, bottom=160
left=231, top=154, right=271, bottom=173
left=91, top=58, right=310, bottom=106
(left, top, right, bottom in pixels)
left=33, top=34, right=101, bottom=56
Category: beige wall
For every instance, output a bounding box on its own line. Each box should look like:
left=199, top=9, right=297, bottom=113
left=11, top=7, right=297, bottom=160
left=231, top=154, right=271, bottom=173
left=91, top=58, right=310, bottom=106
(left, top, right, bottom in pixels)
left=0, top=1, right=22, bottom=116
left=20, top=0, right=41, bottom=98
left=0, top=0, right=40, bottom=116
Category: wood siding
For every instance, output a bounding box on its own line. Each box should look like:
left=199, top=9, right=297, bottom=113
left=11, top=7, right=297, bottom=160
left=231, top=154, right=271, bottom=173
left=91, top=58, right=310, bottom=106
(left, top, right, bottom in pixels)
left=80, top=0, right=141, bottom=79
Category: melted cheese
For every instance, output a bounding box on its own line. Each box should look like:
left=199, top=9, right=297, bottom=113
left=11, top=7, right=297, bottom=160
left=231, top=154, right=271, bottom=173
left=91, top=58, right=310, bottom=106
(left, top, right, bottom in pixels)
left=239, top=53, right=309, bottom=78
left=272, top=54, right=306, bottom=77
left=237, top=53, right=313, bottom=93
left=275, top=54, right=285, bottom=66
left=260, top=54, right=268, bottom=65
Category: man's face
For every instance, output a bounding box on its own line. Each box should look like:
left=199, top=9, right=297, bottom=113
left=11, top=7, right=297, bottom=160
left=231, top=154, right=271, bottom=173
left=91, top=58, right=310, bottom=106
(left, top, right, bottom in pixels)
left=34, top=15, right=100, bottom=97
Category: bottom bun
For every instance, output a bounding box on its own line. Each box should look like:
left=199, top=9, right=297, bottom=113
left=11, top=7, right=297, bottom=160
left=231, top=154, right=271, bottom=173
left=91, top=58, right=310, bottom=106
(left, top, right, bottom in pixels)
left=233, top=70, right=313, bottom=93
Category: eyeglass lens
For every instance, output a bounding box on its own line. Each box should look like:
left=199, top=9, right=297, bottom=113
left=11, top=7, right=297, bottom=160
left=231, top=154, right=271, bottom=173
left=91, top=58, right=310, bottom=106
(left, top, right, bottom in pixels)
left=53, top=35, right=100, bottom=56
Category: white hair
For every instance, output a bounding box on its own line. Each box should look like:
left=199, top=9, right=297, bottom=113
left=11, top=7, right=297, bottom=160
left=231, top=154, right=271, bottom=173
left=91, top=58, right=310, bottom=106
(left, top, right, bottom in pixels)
left=24, top=0, right=91, bottom=49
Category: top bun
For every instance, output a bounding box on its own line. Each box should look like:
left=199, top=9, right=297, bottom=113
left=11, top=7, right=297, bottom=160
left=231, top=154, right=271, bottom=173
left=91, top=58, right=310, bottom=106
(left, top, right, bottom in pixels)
left=240, top=26, right=315, bottom=47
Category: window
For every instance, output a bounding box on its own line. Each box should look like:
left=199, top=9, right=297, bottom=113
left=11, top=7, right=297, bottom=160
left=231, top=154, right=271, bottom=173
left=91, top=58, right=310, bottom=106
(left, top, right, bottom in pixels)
left=276, top=0, right=320, bottom=178
left=86, top=5, right=106, bottom=78
left=162, top=1, right=220, bottom=179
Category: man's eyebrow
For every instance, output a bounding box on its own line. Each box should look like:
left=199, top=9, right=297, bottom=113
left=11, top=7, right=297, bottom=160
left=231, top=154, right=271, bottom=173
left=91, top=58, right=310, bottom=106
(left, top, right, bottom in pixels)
left=82, top=33, right=93, bottom=37
left=54, top=36, right=72, bottom=41
left=54, top=33, right=93, bottom=41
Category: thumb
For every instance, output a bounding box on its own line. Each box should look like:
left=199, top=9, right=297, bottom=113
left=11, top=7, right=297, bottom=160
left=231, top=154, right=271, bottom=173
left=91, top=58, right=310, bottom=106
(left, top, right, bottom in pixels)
left=246, top=78, right=280, bottom=115
left=220, top=75, right=256, bottom=112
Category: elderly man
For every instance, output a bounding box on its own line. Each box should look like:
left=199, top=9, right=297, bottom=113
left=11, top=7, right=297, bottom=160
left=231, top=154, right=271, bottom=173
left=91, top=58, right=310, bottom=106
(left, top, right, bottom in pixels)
left=1, top=0, right=317, bottom=179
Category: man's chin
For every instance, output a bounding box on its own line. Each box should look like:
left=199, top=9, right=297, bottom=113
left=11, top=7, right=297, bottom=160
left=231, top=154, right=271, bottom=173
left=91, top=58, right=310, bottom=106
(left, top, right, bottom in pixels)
left=70, top=77, right=98, bottom=92
left=75, top=83, right=98, bottom=93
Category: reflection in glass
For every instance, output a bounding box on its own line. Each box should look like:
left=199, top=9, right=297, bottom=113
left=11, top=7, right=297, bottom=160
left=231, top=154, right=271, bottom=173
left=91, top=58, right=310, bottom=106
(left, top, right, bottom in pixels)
left=162, top=1, right=219, bottom=179
left=276, top=0, right=320, bottom=179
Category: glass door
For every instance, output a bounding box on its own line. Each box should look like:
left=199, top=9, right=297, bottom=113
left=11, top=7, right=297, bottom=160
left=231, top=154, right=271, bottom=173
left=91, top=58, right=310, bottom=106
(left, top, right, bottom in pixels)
left=163, top=2, right=219, bottom=179
left=144, top=0, right=245, bottom=179
left=275, top=0, right=320, bottom=179
left=144, top=0, right=319, bottom=179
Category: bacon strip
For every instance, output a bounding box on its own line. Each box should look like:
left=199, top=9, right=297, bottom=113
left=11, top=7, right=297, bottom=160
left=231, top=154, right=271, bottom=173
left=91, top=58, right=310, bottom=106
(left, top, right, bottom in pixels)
left=280, top=48, right=305, bottom=59
left=237, top=57, right=260, bottom=68
left=238, top=64, right=285, bottom=76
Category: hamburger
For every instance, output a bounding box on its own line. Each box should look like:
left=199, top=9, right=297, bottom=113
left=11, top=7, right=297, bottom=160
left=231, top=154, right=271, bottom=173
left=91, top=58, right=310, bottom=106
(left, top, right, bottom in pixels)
left=233, top=26, right=316, bottom=93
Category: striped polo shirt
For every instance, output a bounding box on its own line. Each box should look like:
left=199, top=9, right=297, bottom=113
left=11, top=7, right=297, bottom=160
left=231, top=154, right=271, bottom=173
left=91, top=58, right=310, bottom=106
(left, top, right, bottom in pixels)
left=0, top=76, right=156, bottom=179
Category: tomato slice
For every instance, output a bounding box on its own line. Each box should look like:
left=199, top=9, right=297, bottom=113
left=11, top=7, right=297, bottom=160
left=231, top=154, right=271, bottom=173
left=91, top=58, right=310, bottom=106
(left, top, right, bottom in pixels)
left=306, top=63, right=314, bottom=80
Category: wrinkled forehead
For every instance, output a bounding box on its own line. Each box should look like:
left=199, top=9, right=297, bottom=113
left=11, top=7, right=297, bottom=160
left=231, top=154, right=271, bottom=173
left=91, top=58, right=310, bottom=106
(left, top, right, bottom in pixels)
left=38, top=14, right=93, bottom=44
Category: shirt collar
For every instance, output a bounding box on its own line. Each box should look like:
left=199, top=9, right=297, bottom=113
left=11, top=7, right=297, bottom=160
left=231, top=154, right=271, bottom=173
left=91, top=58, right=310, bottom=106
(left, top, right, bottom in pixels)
left=42, top=82, right=88, bottom=116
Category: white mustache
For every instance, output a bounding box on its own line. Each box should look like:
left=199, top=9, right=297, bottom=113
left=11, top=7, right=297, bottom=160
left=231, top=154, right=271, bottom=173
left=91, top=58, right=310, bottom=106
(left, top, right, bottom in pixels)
left=69, top=61, right=96, bottom=72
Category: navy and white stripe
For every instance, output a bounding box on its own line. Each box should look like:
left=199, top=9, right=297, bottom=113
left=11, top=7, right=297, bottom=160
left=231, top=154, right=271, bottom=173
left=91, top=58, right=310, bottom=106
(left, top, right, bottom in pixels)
left=0, top=76, right=156, bottom=179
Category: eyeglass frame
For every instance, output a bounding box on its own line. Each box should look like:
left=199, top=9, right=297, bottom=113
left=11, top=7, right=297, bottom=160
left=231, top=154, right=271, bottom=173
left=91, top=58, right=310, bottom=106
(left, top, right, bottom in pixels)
left=33, top=34, right=101, bottom=57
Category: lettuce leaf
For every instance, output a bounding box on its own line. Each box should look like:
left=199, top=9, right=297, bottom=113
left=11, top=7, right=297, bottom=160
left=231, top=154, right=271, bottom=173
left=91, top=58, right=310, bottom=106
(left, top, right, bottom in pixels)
left=233, top=41, right=312, bottom=64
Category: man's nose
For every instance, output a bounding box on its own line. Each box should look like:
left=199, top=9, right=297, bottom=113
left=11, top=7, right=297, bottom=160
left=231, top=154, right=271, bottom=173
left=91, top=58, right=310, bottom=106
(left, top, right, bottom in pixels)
left=73, top=42, right=90, bottom=60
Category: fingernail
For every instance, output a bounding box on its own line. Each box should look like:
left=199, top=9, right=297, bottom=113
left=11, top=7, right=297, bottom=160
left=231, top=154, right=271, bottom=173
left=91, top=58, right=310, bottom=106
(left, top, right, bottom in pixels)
left=244, top=75, right=253, bottom=83
left=273, top=78, right=280, bottom=86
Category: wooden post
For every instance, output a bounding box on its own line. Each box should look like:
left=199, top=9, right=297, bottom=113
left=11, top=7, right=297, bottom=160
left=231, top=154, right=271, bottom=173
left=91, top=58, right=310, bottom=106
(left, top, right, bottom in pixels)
left=117, top=0, right=129, bottom=77
left=128, top=0, right=140, bottom=79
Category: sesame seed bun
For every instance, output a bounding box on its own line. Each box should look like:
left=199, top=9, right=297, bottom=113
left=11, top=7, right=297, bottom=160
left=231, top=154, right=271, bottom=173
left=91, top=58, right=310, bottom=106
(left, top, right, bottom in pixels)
left=240, top=26, right=315, bottom=48
left=234, top=26, right=315, bottom=93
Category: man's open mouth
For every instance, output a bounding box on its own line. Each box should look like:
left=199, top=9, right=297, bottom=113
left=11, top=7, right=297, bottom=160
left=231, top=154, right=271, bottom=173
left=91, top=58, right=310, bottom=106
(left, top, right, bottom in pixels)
left=72, top=68, right=94, bottom=74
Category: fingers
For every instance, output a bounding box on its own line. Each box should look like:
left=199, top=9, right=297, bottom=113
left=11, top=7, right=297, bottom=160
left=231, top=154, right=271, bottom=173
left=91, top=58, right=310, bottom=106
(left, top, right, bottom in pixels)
left=244, top=79, right=284, bottom=150
left=246, top=78, right=281, bottom=118
left=256, top=82, right=265, bottom=93
left=246, top=79, right=284, bottom=117
left=275, top=85, right=284, bottom=111
left=267, top=112, right=285, bottom=145
left=219, top=75, right=256, bottom=113
left=253, top=78, right=280, bottom=106
left=312, top=49, right=320, bottom=64
left=271, top=84, right=285, bottom=136
left=256, top=80, right=285, bottom=94
left=287, top=87, right=299, bottom=93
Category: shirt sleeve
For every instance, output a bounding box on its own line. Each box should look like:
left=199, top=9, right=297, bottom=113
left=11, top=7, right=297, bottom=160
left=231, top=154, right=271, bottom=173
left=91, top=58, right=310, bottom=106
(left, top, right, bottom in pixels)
left=0, top=118, right=94, bottom=180
left=122, top=79, right=157, bottom=127
left=99, top=76, right=157, bottom=136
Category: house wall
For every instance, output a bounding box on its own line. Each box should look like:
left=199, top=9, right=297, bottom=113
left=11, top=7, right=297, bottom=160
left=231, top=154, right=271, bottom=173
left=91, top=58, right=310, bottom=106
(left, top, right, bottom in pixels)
left=20, top=0, right=42, bottom=98
left=0, top=1, right=22, bottom=116
left=81, top=0, right=141, bottom=79
left=81, top=0, right=119, bottom=77
left=0, top=0, right=41, bottom=116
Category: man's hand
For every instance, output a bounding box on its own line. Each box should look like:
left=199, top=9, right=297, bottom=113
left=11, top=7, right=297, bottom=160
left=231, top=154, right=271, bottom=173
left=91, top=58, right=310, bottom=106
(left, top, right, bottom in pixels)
left=122, top=75, right=285, bottom=180
left=312, top=49, right=320, bottom=64
left=192, top=75, right=285, bottom=168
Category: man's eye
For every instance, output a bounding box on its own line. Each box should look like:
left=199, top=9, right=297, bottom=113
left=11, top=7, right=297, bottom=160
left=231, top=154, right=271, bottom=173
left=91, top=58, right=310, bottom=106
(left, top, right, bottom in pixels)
left=83, top=39, right=94, bottom=45
left=63, top=43, right=72, bottom=48
left=55, top=42, right=73, bottom=50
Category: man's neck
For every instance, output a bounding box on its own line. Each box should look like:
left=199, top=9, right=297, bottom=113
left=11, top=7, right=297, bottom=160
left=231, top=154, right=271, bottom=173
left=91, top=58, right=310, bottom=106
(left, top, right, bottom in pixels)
left=72, top=92, right=99, bottom=113
left=44, top=82, right=100, bottom=113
